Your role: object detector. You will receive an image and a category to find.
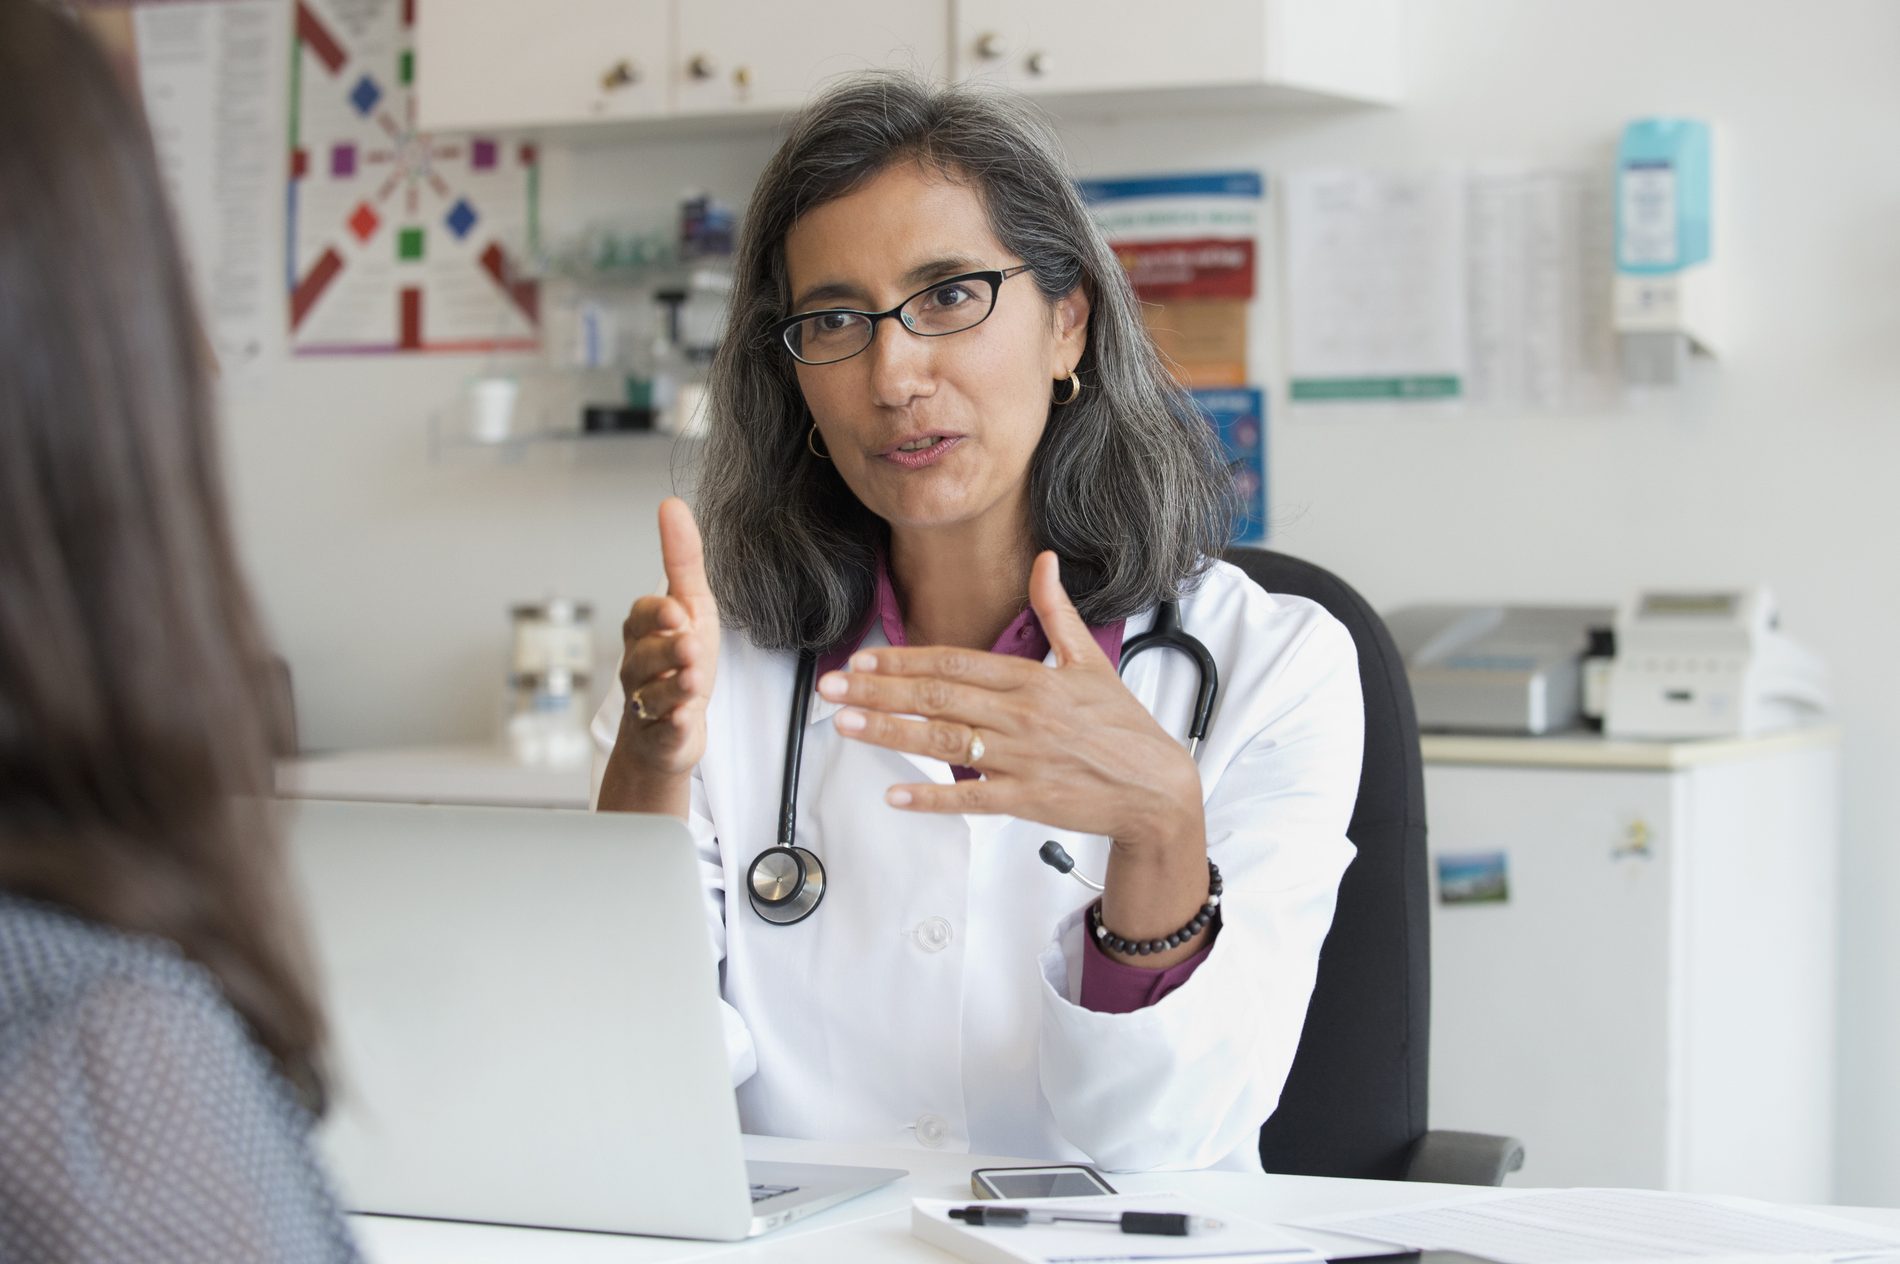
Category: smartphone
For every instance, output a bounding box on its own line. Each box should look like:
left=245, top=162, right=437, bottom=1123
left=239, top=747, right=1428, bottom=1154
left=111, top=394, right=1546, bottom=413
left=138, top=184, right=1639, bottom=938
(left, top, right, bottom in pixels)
left=970, top=1164, right=1118, bottom=1200
left=1330, top=1246, right=1504, bottom=1254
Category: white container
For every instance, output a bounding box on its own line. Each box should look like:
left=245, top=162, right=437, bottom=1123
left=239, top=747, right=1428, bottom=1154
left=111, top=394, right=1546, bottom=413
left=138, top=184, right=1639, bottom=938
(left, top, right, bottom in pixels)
left=506, top=600, right=595, bottom=767
left=468, top=376, right=519, bottom=443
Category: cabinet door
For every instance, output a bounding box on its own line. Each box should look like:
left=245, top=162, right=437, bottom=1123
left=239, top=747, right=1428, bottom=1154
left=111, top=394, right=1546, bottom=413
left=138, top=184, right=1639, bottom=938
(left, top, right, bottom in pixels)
left=416, top=0, right=670, bottom=133
left=1424, top=765, right=1682, bottom=1189
left=674, top=1, right=949, bottom=116
left=953, top=0, right=1267, bottom=96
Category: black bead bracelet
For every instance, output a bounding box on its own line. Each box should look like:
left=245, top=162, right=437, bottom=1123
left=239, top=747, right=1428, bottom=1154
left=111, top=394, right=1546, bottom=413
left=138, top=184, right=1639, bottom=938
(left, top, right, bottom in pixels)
left=1088, top=860, right=1222, bottom=956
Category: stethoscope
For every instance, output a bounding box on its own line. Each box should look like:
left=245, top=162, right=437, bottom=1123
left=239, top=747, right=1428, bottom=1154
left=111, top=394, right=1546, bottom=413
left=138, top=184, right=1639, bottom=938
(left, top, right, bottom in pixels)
left=745, top=600, right=1219, bottom=926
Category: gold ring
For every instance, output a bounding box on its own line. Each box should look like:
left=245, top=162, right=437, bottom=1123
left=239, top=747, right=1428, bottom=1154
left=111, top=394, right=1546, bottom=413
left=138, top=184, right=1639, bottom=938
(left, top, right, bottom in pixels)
left=966, top=729, right=985, bottom=766
left=630, top=688, right=655, bottom=721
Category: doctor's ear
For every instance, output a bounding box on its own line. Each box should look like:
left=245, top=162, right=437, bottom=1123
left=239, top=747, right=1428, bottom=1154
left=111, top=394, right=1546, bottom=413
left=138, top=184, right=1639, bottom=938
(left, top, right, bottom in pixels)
left=1050, top=284, right=1091, bottom=360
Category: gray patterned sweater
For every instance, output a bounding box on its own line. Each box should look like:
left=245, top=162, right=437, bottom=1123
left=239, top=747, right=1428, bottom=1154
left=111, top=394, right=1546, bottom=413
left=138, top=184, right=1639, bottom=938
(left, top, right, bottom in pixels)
left=0, top=893, right=361, bottom=1262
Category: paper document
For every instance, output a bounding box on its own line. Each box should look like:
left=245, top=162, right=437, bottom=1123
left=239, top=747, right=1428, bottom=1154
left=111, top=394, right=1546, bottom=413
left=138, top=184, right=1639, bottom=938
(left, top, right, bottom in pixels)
left=1295, top=1188, right=1900, bottom=1264
left=132, top=0, right=287, bottom=376
left=1284, top=170, right=1468, bottom=403
left=1283, top=166, right=1618, bottom=412
left=915, top=1192, right=1322, bottom=1264
left=1464, top=168, right=1618, bottom=412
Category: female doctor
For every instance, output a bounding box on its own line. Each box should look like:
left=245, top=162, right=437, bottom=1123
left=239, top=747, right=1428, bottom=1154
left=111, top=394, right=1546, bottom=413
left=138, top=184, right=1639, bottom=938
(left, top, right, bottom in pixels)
left=593, top=73, right=1363, bottom=1173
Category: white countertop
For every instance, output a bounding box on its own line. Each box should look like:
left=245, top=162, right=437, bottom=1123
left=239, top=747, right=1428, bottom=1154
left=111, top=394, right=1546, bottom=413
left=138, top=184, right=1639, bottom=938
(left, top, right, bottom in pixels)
left=279, top=742, right=592, bottom=809
left=1419, top=724, right=1841, bottom=770
left=280, top=723, right=1846, bottom=812
left=349, top=1134, right=1900, bottom=1264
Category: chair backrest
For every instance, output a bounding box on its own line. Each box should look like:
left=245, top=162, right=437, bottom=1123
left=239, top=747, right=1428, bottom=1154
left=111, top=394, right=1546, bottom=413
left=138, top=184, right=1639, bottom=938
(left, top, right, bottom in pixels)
left=1224, top=547, right=1431, bottom=1181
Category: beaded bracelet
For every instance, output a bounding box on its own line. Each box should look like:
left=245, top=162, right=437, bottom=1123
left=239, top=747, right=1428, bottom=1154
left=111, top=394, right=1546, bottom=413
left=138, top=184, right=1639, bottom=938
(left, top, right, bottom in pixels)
left=1088, top=860, right=1223, bottom=956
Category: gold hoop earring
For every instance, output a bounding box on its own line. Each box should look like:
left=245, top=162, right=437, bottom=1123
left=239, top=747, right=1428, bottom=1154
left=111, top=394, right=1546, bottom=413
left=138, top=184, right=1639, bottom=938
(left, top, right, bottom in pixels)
left=1054, top=369, right=1082, bottom=406
left=807, top=424, right=831, bottom=460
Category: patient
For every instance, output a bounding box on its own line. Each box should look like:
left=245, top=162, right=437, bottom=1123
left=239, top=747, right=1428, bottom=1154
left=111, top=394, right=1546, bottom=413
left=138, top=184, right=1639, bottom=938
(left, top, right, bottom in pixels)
left=0, top=2, right=361, bottom=1258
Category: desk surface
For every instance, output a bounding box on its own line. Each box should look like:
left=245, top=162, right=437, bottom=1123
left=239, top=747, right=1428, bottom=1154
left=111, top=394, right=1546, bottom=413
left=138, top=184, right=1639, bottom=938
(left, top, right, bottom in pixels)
left=282, top=725, right=1846, bottom=814
left=352, top=1134, right=1900, bottom=1264
left=279, top=743, right=591, bottom=809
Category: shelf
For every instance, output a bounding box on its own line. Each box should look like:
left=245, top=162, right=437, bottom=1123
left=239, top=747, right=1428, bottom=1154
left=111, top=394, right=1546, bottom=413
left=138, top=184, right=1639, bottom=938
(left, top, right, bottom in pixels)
left=425, top=371, right=710, bottom=461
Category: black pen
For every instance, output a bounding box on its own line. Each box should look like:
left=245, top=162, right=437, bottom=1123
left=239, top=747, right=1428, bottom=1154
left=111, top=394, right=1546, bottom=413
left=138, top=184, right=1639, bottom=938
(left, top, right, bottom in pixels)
left=949, top=1205, right=1224, bottom=1236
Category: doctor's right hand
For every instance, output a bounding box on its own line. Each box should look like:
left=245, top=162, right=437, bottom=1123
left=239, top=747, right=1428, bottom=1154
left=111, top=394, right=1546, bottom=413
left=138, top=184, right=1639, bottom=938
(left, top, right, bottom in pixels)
left=614, top=497, right=721, bottom=778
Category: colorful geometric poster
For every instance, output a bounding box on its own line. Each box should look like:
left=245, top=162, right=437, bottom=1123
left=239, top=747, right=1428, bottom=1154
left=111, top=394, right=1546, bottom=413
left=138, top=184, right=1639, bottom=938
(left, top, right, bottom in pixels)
left=1190, top=387, right=1268, bottom=546
left=288, top=0, right=539, bottom=354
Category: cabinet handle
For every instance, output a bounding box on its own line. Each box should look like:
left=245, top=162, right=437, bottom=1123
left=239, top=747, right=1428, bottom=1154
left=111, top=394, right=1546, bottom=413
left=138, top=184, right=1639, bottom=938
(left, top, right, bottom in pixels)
left=601, top=59, right=639, bottom=91
left=975, top=31, right=1007, bottom=60
left=688, top=53, right=717, bottom=81
left=1613, top=819, right=1653, bottom=859
left=1025, top=50, right=1053, bottom=77
left=733, top=64, right=752, bottom=90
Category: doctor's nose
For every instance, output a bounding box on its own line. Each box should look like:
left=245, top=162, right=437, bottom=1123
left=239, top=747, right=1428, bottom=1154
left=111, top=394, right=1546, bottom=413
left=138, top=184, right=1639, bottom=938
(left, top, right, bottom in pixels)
left=865, top=315, right=935, bottom=411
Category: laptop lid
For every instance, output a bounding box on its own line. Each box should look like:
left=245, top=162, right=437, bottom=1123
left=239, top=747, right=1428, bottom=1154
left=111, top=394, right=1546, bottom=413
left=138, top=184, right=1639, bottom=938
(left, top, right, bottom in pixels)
left=283, top=799, right=756, bottom=1240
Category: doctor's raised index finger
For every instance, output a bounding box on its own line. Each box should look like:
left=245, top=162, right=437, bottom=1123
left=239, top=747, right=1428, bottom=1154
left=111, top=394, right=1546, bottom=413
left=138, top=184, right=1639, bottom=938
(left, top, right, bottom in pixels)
left=848, top=646, right=1039, bottom=689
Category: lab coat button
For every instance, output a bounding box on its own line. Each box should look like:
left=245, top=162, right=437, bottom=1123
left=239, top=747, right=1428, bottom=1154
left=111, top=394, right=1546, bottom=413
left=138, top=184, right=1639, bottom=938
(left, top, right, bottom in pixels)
left=914, top=916, right=953, bottom=952
left=915, top=1113, right=949, bottom=1147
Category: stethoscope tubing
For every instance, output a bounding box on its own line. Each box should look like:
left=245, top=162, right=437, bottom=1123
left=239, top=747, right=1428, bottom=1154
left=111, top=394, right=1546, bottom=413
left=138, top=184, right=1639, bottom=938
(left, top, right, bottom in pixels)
left=747, top=600, right=1216, bottom=923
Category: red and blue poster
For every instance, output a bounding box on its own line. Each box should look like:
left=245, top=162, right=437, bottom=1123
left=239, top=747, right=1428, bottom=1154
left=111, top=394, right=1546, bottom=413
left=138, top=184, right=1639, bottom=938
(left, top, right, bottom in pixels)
left=288, top=0, right=540, bottom=354
left=1191, top=387, right=1268, bottom=545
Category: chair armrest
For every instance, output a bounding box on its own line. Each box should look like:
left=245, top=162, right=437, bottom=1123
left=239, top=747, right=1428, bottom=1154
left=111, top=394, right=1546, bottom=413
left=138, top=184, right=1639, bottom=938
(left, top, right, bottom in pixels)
left=1404, top=1130, right=1526, bottom=1185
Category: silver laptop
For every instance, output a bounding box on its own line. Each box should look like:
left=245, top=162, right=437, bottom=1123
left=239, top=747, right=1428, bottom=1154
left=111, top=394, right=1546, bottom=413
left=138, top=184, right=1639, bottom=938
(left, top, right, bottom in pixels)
left=282, top=798, right=905, bottom=1240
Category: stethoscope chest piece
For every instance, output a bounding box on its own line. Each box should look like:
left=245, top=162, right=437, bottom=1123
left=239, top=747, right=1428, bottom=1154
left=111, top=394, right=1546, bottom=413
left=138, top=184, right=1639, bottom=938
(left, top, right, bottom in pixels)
left=748, top=845, right=825, bottom=925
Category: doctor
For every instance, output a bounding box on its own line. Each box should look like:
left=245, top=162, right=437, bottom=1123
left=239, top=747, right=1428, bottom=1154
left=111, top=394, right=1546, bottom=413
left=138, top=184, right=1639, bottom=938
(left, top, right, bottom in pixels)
left=594, top=73, right=1363, bottom=1173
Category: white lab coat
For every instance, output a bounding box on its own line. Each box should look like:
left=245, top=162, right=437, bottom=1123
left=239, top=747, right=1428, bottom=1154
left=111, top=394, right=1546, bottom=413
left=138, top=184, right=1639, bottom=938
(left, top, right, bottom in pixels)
left=590, top=558, right=1362, bottom=1172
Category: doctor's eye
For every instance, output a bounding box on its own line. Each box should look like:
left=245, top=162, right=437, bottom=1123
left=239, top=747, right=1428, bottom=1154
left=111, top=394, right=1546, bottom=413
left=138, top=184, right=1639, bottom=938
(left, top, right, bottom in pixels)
left=927, top=283, right=977, bottom=308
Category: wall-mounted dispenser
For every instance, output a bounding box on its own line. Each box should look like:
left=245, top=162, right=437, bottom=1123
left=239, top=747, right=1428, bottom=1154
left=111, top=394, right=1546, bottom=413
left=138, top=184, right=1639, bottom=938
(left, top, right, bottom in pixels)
left=1614, top=118, right=1719, bottom=386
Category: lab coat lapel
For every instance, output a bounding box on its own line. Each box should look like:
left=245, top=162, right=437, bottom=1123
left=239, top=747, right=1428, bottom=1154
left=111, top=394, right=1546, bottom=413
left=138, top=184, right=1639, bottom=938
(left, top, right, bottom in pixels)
left=803, top=680, right=954, bottom=786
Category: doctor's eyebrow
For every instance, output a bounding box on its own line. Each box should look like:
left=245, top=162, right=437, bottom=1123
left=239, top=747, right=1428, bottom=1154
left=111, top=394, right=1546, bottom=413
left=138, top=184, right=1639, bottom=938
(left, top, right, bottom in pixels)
left=789, top=254, right=991, bottom=313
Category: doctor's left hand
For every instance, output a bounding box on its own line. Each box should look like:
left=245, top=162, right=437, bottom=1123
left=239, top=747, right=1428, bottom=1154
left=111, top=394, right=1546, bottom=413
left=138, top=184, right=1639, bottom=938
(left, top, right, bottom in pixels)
left=817, top=552, right=1205, bottom=864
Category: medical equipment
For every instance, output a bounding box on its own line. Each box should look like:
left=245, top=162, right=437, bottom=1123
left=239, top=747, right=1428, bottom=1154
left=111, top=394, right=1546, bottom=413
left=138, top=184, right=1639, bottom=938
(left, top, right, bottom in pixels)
left=1604, top=587, right=1829, bottom=739
left=1384, top=604, right=1614, bottom=735
left=745, top=600, right=1220, bottom=925
left=505, top=597, right=595, bottom=765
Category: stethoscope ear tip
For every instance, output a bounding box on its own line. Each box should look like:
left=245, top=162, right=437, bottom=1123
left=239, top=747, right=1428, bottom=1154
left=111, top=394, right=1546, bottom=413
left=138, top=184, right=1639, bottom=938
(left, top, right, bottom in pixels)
left=1039, top=840, right=1105, bottom=893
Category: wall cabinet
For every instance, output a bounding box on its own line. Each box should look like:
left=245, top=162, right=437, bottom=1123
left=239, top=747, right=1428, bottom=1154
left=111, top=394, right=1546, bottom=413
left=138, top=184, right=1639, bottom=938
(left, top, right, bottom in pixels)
left=952, top=0, right=1398, bottom=106
left=671, top=1, right=949, bottom=117
left=1422, top=730, right=1840, bottom=1201
left=416, top=0, right=673, bottom=131
left=416, top=0, right=1398, bottom=135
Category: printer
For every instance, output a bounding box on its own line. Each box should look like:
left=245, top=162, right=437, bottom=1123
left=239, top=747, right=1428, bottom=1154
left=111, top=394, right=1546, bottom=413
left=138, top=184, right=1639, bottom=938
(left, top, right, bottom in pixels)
left=1384, top=605, right=1613, bottom=736
left=1603, top=587, right=1829, bottom=739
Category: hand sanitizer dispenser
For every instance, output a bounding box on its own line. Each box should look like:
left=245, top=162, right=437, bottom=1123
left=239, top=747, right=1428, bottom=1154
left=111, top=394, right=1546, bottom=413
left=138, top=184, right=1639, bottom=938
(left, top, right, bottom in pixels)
left=1614, top=118, right=1719, bottom=385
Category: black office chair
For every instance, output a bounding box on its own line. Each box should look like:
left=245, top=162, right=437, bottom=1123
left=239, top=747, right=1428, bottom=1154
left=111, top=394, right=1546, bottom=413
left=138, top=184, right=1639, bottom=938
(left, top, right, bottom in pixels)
left=1226, top=547, right=1524, bottom=1186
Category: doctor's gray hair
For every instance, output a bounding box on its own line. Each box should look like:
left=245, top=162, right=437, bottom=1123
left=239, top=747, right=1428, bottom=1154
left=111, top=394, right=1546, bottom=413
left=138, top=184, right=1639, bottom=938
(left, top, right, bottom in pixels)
left=696, top=72, right=1237, bottom=651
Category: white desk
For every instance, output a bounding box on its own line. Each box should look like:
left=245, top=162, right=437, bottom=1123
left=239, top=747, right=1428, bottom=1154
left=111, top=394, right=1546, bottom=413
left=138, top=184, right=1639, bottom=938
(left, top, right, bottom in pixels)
left=278, top=743, right=590, bottom=809
left=351, top=1134, right=1900, bottom=1263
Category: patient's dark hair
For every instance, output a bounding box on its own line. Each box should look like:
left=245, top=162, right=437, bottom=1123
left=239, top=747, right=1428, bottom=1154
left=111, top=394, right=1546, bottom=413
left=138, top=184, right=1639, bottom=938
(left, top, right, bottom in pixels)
left=0, top=0, right=325, bottom=1104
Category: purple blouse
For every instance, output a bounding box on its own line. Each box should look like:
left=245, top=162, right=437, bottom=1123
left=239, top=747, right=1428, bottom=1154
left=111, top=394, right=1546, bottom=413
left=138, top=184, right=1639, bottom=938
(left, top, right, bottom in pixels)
left=816, top=557, right=1214, bottom=1012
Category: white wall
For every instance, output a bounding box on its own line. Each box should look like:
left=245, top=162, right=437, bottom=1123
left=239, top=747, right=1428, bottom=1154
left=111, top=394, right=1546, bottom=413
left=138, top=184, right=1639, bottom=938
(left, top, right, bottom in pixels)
left=220, top=0, right=1900, bottom=1202
left=219, top=134, right=781, bottom=748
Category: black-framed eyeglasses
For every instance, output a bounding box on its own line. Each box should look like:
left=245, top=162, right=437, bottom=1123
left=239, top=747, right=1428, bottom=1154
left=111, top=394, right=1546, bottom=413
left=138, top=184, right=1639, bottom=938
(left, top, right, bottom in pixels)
left=772, top=265, right=1034, bottom=366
